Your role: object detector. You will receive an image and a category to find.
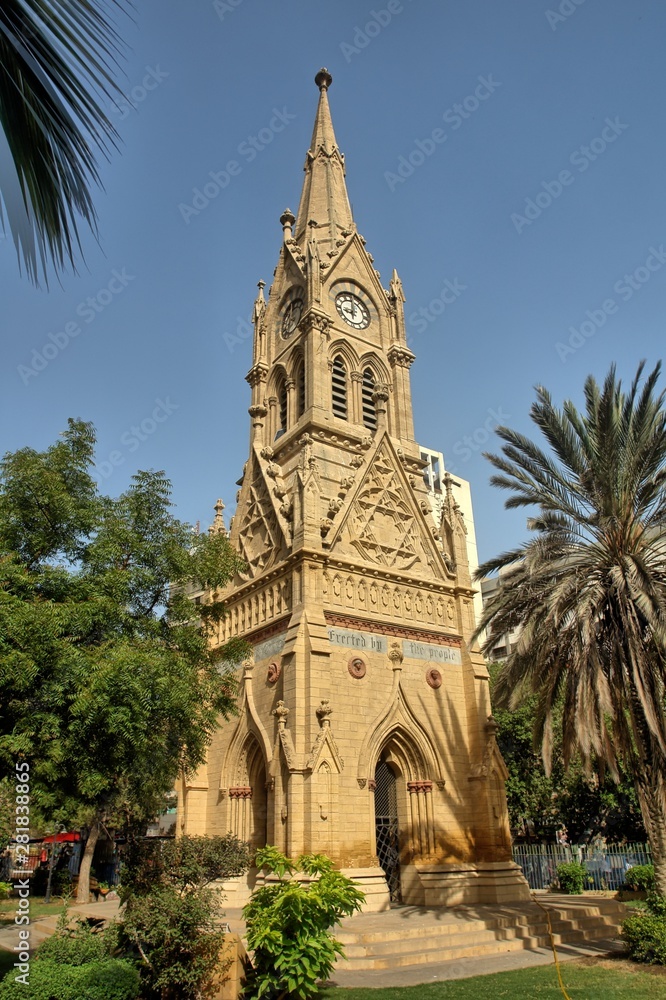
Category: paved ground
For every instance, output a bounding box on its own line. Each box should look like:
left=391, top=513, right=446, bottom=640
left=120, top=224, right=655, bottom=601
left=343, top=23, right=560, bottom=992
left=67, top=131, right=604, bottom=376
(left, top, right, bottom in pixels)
left=0, top=897, right=121, bottom=953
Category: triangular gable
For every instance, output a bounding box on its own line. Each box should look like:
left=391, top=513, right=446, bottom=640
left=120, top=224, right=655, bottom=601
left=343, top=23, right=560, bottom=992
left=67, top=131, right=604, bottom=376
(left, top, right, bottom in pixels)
left=231, top=446, right=290, bottom=582
left=325, top=431, right=448, bottom=579
left=324, top=232, right=391, bottom=308
left=306, top=727, right=344, bottom=774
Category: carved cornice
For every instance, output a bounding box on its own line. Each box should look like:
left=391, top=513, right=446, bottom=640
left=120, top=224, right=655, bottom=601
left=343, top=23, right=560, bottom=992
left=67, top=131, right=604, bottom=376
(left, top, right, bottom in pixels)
left=323, top=610, right=462, bottom=647
left=387, top=345, right=416, bottom=369
left=246, top=363, right=269, bottom=387
left=229, top=786, right=253, bottom=799
left=298, top=310, right=332, bottom=337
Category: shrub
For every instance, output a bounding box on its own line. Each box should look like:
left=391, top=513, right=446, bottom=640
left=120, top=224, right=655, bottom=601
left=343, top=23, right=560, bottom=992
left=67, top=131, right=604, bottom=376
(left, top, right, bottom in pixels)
left=646, top=892, right=666, bottom=918
left=622, top=912, right=666, bottom=965
left=116, top=834, right=250, bottom=1000
left=119, top=884, right=228, bottom=1000
left=0, top=883, right=11, bottom=900
left=556, top=861, right=590, bottom=894
left=623, top=864, right=655, bottom=892
left=119, top=834, right=250, bottom=898
left=38, top=915, right=111, bottom=966
left=0, top=958, right=140, bottom=999
left=243, top=847, right=365, bottom=1000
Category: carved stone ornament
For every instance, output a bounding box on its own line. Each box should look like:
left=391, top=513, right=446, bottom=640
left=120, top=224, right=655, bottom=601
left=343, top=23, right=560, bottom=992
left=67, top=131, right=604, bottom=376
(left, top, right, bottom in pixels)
left=357, top=778, right=367, bottom=789
left=348, top=656, right=366, bottom=679
left=426, top=668, right=442, bottom=689
left=274, top=700, right=289, bottom=727
left=388, top=641, right=403, bottom=666
left=316, top=699, right=333, bottom=724
left=267, top=661, right=281, bottom=684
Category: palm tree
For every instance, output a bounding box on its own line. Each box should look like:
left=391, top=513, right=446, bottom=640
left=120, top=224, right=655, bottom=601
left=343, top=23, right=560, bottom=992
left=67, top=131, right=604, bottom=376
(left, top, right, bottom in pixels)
left=0, top=1, right=130, bottom=284
left=476, top=361, right=666, bottom=896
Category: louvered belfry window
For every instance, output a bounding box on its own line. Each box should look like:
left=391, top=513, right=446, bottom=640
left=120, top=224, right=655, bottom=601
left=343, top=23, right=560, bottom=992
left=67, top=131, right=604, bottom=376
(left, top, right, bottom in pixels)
left=278, top=377, right=288, bottom=431
left=332, top=356, right=348, bottom=419
left=362, top=368, right=377, bottom=430
left=295, top=358, right=305, bottom=418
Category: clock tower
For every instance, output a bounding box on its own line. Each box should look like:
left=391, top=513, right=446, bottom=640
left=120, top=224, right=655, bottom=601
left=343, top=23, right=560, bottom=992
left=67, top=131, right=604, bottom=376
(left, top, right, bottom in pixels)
left=179, top=70, right=529, bottom=910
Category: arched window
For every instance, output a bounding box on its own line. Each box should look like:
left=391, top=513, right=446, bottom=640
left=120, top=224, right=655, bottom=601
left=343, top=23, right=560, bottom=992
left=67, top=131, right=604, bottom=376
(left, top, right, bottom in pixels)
left=274, top=373, right=287, bottom=439
left=362, top=368, right=377, bottom=430
left=294, top=356, right=306, bottom=419
left=331, top=355, right=348, bottom=420
left=279, top=380, right=288, bottom=432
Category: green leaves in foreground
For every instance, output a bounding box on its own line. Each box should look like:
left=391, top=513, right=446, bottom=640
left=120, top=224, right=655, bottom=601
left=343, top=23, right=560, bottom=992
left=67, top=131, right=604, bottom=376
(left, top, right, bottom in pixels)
left=0, top=0, right=132, bottom=284
left=243, top=849, right=365, bottom=999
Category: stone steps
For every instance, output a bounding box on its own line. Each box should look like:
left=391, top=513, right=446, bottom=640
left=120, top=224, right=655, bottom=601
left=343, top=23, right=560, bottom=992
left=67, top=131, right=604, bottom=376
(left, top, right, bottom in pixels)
left=333, top=897, right=627, bottom=972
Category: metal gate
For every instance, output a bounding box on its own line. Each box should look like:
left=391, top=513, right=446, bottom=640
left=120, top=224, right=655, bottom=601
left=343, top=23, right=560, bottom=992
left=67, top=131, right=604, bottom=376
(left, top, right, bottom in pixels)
left=374, top=759, right=401, bottom=902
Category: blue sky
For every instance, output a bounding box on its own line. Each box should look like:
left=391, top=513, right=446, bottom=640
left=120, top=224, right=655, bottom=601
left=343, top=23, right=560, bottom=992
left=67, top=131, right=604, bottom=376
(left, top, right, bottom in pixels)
left=1, top=0, right=665, bottom=563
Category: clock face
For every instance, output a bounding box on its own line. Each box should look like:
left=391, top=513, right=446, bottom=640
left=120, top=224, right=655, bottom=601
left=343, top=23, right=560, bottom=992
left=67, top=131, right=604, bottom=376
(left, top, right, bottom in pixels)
left=281, top=298, right=303, bottom=338
left=335, top=292, right=370, bottom=330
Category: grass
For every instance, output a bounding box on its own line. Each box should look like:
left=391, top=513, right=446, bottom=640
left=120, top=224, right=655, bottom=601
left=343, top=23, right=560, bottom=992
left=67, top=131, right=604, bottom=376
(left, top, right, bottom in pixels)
left=0, top=898, right=67, bottom=928
left=321, top=958, right=665, bottom=999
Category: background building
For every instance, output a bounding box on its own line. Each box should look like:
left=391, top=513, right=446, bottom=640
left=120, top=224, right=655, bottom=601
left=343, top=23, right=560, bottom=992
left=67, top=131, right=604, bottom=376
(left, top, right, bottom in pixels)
left=479, top=567, right=523, bottom=661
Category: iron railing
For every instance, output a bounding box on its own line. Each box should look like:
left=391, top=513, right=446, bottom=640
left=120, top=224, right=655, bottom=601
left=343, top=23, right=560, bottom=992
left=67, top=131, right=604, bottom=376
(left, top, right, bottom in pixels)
left=513, top=842, right=652, bottom=890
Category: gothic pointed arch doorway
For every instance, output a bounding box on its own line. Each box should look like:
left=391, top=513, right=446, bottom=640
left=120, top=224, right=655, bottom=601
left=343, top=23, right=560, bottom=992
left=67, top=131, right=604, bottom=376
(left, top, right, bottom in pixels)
left=229, top=735, right=268, bottom=851
left=374, top=755, right=401, bottom=902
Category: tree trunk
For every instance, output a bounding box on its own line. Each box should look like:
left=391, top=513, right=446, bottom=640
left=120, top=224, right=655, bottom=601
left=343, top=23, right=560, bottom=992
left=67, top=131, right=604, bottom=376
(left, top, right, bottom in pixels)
left=634, top=754, right=666, bottom=897
left=76, top=820, right=100, bottom=904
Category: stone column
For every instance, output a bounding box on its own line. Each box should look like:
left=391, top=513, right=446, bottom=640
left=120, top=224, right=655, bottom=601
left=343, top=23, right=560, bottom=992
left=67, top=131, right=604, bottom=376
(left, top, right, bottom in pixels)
left=350, top=370, right=363, bottom=425
left=285, top=377, right=296, bottom=429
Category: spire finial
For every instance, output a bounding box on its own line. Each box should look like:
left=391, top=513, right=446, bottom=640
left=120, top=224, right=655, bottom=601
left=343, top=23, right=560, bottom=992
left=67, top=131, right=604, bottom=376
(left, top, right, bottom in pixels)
left=209, top=498, right=227, bottom=536
left=315, top=67, right=332, bottom=91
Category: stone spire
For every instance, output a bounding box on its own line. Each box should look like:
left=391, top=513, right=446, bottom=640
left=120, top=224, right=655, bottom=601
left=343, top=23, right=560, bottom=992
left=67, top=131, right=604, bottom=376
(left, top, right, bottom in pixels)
left=294, top=69, right=354, bottom=243
left=209, top=498, right=227, bottom=536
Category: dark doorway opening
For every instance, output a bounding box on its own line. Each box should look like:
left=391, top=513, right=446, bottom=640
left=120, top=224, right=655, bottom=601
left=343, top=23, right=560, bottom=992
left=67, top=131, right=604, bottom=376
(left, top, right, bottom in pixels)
left=374, top=758, right=401, bottom=902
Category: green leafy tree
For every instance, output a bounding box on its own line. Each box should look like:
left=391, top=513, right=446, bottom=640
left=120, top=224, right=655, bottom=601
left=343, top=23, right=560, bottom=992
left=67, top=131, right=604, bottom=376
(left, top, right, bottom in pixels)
left=117, top=835, right=250, bottom=1000
left=0, top=420, right=248, bottom=901
left=490, top=665, right=645, bottom=842
left=0, top=778, right=12, bottom=852
left=477, top=362, right=666, bottom=894
left=243, top=847, right=365, bottom=1000
left=0, top=1, right=131, bottom=283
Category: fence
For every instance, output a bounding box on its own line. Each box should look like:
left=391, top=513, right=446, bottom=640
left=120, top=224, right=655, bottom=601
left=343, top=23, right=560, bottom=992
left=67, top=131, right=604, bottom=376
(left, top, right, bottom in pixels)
left=513, top=842, right=652, bottom=891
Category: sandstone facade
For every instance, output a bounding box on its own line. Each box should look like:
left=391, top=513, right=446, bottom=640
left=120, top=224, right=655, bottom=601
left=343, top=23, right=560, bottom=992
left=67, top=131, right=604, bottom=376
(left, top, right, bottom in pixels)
left=177, top=69, right=530, bottom=910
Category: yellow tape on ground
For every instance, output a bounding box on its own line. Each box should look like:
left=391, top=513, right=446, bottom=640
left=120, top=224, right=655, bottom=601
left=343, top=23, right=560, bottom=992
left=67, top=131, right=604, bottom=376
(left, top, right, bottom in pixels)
left=531, top=893, right=573, bottom=1000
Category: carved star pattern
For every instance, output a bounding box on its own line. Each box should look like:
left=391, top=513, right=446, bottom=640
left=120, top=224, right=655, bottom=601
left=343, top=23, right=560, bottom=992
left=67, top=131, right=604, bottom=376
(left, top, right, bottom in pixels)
left=238, top=479, right=281, bottom=577
left=348, top=450, right=422, bottom=569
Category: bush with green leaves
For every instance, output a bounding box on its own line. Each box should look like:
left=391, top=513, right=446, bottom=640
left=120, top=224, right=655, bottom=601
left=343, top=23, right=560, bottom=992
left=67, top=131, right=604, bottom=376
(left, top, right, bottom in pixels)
left=622, top=910, right=666, bottom=965
left=117, top=834, right=250, bottom=1000
left=556, top=861, right=590, bottom=894
left=645, top=892, right=666, bottom=918
left=0, top=959, right=140, bottom=1000
left=0, top=912, right=137, bottom=999
left=624, top=864, right=655, bottom=892
left=0, top=882, right=11, bottom=900
left=37, top=913, right=116, bottom=965
left=243, top=847, right=365, bottom=999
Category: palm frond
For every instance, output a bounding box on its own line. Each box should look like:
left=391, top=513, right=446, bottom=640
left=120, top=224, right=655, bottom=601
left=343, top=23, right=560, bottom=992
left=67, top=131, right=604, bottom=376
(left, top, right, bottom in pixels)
left=482, top=362, right=666, bottom=790
left=0, top=0, right=132, bottom=284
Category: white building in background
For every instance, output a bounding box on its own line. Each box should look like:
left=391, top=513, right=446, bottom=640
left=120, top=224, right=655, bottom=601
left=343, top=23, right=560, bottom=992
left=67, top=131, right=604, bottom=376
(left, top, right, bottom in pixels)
left=419, top=445, right=484, bottom=630
left=479, top=568, right=522, bottom=661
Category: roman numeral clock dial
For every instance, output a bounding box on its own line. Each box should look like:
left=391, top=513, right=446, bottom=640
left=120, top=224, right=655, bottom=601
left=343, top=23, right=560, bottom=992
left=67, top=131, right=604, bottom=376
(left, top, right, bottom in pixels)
left=335, top=291, right=370, bottom=330
left=281, top=297, right=303, bottom=338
